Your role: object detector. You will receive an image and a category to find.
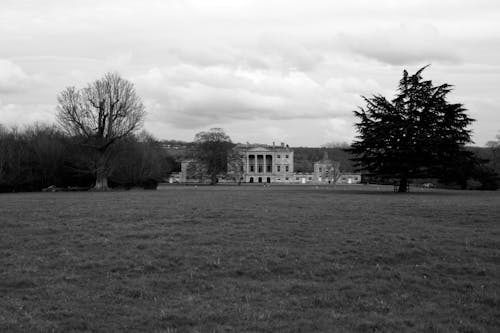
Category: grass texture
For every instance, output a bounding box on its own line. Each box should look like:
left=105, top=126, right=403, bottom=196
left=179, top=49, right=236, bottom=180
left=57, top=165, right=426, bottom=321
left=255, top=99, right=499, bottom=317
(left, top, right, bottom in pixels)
left=1, top=185, right=499, bottom=332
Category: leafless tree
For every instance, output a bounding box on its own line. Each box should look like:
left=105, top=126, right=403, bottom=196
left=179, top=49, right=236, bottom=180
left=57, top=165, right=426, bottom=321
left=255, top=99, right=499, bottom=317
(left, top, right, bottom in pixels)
left=326, top=161, right=341, bottom=184
left=227, top=150, right=244, bottom=185
left=57, top=72, right=145, bottom=190
left=486, top=131, right=500, bottom=171
left=111, top=131, right=170, bottom=188
left=0, top=124, right=9, bottom=185
left=193, top=128, right=234, bottom=185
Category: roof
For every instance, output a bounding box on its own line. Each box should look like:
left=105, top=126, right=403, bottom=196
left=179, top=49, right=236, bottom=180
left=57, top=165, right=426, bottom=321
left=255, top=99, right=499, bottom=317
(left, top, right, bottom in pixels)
left=234, top=143, right=292, bottom=152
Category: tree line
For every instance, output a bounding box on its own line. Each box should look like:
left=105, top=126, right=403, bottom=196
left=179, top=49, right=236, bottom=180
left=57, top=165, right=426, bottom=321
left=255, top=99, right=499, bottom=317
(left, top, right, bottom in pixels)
left=1, top=73, right=179, bottom=192
left=1, top=68, right=499, bottom=192
left=0, top=124, right=176, bottom=192
left=187, top=67, right=499, bottom=191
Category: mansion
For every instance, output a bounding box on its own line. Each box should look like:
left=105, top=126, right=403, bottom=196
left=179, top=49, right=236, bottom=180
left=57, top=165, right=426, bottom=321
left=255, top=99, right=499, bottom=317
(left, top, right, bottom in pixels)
left=176, top=142, right=361, bottom=185
left=233, top=142, right=295, bottom=183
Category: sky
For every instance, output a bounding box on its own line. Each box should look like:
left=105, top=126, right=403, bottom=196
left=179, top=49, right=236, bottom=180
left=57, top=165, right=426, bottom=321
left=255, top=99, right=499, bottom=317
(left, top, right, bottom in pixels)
left=1, top=0, right=499, bottom=146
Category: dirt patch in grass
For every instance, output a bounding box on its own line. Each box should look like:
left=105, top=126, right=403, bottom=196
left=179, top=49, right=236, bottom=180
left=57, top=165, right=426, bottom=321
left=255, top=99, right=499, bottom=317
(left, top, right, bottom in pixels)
left=1, top=185, right=500, bottom=332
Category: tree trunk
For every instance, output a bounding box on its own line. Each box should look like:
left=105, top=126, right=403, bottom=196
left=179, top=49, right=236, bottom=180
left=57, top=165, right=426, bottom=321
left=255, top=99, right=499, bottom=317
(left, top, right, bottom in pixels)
left=398, top=177, right=408, bottom=193
left=93, top=175, right=109, bottom=191
left=93, top=154, right=110, bottom=191
left=210, top=173, right=217, bottom=185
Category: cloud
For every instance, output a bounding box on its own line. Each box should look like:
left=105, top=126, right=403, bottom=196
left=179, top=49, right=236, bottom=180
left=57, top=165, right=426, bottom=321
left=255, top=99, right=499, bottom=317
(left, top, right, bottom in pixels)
left=322, top=118, right=357, bottom=145
left=135, top=64, right=370, bottom=130
left=0, top=100, right=55, bottom=126
left=1, top=1, right=500, bottom=145
left=341, top=23, right=461, bottom=65
left=0, top=59, right=33, bottom=93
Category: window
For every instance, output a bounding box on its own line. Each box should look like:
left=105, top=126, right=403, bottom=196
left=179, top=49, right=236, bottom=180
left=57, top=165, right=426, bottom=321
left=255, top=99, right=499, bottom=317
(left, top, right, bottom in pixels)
left=319, top=167, right=322, bottom=172
left=285, top=177, right=289, bottom=180
left=266, top=165, right=272, bottom=172
left=308, top=177, right=312, bottom=180
left=277, top=154, right=281, bottom=158
left=296, top=177, right=299, bottom=180
left=258, top=165, right=263, bottom=173
left=285, top=165, right=289, bottom=172
left=285, top=154, right=289, bottom=158
left=250, top=165, right=254, bottom=172
left=277, top=165, right=281, bottom=172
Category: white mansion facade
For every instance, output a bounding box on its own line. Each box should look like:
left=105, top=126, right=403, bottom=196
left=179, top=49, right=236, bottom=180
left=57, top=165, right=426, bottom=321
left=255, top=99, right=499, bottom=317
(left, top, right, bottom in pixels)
left=231, top=143, right=361, bottom=184
left=235, top=143, right=294, bottom=183
left=174, top=142, right=361, bottom=184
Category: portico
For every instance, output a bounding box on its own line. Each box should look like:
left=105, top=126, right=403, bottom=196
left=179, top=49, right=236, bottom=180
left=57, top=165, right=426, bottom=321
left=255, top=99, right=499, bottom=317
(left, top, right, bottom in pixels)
left=246, top=154, right=273, bottom=174
left=235, top=142, right=294, bottom=183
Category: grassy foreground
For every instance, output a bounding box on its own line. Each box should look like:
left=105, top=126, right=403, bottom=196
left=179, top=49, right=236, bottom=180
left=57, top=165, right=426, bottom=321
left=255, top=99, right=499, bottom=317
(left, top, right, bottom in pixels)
left=1, top=185, right=499, bottom=332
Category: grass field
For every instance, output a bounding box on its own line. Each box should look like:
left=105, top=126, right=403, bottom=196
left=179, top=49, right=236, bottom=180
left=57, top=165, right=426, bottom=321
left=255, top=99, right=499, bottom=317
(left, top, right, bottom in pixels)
left=1, top=185, right=500, bottom=332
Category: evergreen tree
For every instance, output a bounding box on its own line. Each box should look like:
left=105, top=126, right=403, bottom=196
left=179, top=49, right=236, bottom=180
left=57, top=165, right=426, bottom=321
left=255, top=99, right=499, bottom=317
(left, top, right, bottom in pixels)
left=350, top=66, right=474, bottom=192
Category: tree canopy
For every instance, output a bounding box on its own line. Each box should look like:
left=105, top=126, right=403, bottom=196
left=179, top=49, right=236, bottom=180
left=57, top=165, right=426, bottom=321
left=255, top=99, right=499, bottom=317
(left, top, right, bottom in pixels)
left=350, top=66, right=475, bottom=192
left=56, top=72, right=145, bottom=190
left=193, top=128, right=234, bottom=185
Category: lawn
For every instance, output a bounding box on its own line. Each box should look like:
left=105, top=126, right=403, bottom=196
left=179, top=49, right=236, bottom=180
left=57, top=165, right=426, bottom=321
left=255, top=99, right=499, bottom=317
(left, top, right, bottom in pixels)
left=1, top=185, right=499, bottom=332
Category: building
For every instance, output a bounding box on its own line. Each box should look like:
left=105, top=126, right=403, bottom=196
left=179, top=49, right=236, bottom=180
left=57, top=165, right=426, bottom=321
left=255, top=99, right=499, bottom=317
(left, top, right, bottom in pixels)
left=178, top=142, right=362, bottom=185
left=313, top=152, right=341, bottom=183
left=168, top=172, right=181, bottom=183
left=337, top=173, right=362, bottom=184
left=232, top=142, right=294, bottom=183
left=292, top=172, right=315, bottom=184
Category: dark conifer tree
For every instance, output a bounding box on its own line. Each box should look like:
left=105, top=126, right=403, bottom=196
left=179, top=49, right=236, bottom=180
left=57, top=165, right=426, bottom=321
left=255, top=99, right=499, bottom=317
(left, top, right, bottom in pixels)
left=350, top=66, right=474, bottom=192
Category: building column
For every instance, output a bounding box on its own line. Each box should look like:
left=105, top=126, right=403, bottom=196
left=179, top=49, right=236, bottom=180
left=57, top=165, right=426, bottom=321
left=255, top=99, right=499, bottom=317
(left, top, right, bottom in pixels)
left=263, top=155, right=266, bottom=174
left=255, top=155, right=258, bottom=173
left=246, top=154, right=250, bottom=173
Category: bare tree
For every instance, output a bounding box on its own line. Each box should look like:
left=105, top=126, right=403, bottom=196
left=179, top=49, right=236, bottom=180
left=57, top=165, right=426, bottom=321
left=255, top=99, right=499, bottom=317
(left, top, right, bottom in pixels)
left=0, top=124, right=10, bottom=187
left=57, top=72, right=145, bottom=190
left=326, top=161, right=341, bottom=184
left=111, top=131, right=171, bottom=189
left=486, top=131, right=500, bottom=171
left=193, top=128, right=234, bottom=185
left=227, top=150, right=244, bottom=185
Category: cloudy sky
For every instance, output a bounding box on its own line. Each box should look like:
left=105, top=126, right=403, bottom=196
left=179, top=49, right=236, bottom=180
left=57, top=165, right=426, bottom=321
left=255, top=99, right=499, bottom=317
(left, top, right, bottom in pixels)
left=1, top=0, right=499, bottom=146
